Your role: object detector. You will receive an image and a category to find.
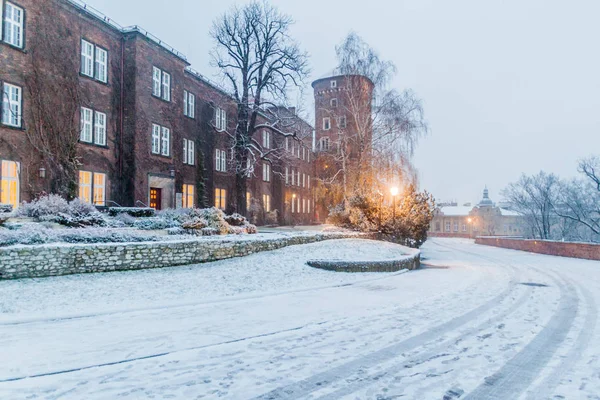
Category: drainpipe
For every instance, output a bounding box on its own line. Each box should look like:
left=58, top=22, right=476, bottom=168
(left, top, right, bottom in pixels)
left=119, top=36, right=125, bottom=203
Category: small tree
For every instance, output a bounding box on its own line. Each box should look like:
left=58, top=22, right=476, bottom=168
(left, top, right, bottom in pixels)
left=210, top=1, right=309, bottom=215
left=23, top=2, right=83, bottom=199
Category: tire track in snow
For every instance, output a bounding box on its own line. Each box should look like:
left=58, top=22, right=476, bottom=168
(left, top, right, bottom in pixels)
left=524, top=281, right=598, bottom=399
left=252, top=270, right=522, bottom=400
left=462, top=274, right=579, bottom=400
left=314, top=281, right=536, bottom=400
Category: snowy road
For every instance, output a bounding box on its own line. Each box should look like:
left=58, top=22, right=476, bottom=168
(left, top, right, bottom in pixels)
left=1, top=238, right=599, bottom=399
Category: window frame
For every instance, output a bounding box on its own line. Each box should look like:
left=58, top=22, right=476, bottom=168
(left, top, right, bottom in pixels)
left=0, top=159, right=20, bottom=209
left=93, top=172, right=106, bottom=206
left=183, top=90, right=195, bottom=119
left=80, top=39, right=108, bottom=83
left=3, top=1, right=25, bottom=49
left=330, top=98, right=337, bottom=108
left=330, top=80, right=337, bottom=88
left=2, top=82, right=22, bottom=128
left=262, top=163, right=270, bottom=182
left=152, top=66, right=171, bottom=101
left=161, top=126, right=170, bottom=156
left=323, top=117, right=331, bottom=131
left=215, top=188, right=227, bottom=210
left=215, top=107, right=227, bottom=131
left=94, top=45, right=108, bottom=84
left=94, top=111, right=107, bottom=146
left=182, top=184, right=195, bottom=209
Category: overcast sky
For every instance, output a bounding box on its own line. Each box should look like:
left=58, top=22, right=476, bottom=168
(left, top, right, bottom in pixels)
left=86, top=0, right=600, bottom=204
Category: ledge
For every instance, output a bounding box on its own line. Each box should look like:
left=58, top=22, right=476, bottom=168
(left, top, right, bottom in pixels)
left=307, top=249, right=420, bottom=273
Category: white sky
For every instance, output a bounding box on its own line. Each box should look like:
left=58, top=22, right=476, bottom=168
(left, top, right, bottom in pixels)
left=85, top=0, right=600, bottom=204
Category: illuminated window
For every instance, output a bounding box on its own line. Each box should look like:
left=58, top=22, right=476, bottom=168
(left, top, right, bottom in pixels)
left=79, top=171, right=106, bottom=205
left=78, top=171, right=92, bottom=204
left=182, top=184, right=194, bottom=208
left=0, top=160, right=19, bottom=209
left=215, top=188, right=227, bottom=210
left=263, top=194, right=271, bottom=212
left=93, top=173, right=106, bottom=206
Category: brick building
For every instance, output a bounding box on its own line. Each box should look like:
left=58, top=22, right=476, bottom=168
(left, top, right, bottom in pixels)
left=428, top=188, right=525, bottom=238
left=312, top=74, right=375, bottom=221
left=0, top=0, right=314, bottom=224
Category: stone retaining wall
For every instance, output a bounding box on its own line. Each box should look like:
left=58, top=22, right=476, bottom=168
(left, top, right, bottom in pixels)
left=0, top=233, right=361, bottom=280
left=307, top=251, right=420, bottom=273
left=475, top=236, right=600, bottom=261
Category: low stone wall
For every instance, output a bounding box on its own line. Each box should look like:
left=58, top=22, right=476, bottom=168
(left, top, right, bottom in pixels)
left=0, top=233, right=361, bottom=280
left=475, top=237, right=600, bottom=261
left=428, top=232, right=471, bottom=239
left=307, top=248, right=420, bottom=273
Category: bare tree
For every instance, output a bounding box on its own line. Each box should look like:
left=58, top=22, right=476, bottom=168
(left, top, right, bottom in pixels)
left=319, top=32, right=428, bottom=205
left=502, top=172, right=560, bottom=239
left=210, top=1, right=309, bottom=214
left=23, top=2, right=83, bottom=199
left=554, top=157, right=600, bottom=238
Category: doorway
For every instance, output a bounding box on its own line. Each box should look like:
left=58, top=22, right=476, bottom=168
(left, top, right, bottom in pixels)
left=149, top=188, right=162, bottom=210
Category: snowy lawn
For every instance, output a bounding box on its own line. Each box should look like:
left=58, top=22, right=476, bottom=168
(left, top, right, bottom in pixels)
left=0, top=238, right=408, bottom=319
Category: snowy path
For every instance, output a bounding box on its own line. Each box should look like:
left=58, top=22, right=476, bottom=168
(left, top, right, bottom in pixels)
left=1, top=238, right=599, bottom=399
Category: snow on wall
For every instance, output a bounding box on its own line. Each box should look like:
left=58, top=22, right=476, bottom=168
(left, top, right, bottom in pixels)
left=0, top=232, right=364, bottom=280
left=475, top=236, right=600, bottom=261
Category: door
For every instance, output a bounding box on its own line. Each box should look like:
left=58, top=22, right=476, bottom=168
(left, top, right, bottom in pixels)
left=1, top=160, right=19, bottom=209
left=149, top=188, right=162, bottom=210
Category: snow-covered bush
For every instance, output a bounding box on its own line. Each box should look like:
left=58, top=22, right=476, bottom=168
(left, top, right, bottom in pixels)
left=17, top=195, right=107, bottom=227
left=0, top=204, right=13, bottom=213
left=265, top=210, right=279, bottom=226
left=108, top=207, right=155, bottom=218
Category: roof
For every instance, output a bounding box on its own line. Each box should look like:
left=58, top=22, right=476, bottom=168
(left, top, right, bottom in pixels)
left=311, top=73, right=374, bottom=88
left=438, top=206, right=473, bottom=216
left=499, top=208, right=521, bottom=217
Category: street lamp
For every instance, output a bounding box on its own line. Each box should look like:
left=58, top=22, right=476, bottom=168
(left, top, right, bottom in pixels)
left=390, top=186, right=399, bottom=224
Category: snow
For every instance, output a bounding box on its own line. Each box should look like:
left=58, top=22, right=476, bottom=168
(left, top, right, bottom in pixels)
left=439, top=205, right=472, bottom=216
left=1, top=238, right=599, bottom=399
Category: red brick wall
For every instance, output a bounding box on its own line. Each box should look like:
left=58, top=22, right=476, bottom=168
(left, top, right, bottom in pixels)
left=429, top=232, right=472, bottom=239
left=475, top=237, right=600, bottom=261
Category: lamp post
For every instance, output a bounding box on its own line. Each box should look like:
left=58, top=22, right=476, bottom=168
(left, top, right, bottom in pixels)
left=390, top=186, right=399, bottom=225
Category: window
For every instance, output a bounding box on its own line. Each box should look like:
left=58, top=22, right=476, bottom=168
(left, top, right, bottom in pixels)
left=151, top=124, right=170, bottom=156
left=79, top=171, right=106, bottom=206
left=93, top=173, right=106, bottom=206
left=184, top=90, right=195, bottom=118
left=3, top=2, right=24, bottom=49
left=81, top=40, right=107, bottom=83
left=182, top=184, right=194, bottom=208
left=338, top=115, right=347, bottom=129
left=95, top=47, right=108, bottom=83
left=1, top=160, right=19, bottom=209
left=183, top=139, right=195, bottom=165
left=463, top=224, right=467, bottom=232
left=291, top=195, right=295, bottom=213
left=246, top=191, right=251, bottom=210
left=453, top=221, right=459, bottom=232
left=445, top=221, right=451, bottom=232
left=307, top=176, right=310, bottom=189
left=435, top=222, right=441, bottom=232
left=319, top=137, right=330, bottom=152
left=302, top=147, right=306, bottom=160
left=152, top=67, right=170, bottom=101
left=307, top=151, right=310, bottom=163
left=215, top=107, right=227, bottom=131
left=80, top=108, right=106, bottom=145
left=291, top=168, right=295, bottom=185
left=215, top=188, right=226, bottom=210
left=285, top=137, right=290, bottom=152
left=323, top=117, right=331, bottom=130
left=285, top=167, right=289, bottom=185
left=297, top=170, right=300, bottom=187
left=215, top=149, right=227, bottom=172
left=2, top=83, right=21, bottom=127
left=262, top=130, right=270, bottom=149
left=263, top=194, right=271, bottom=212
left=330, top=80, right=337, bottom=88
left=161, top=127, right=170, bottom=156
left=308, top=199, right=311, bottom=214
left=302, top=198, right=306, bottom=214
left=94, top=111, right=106, bottom=145
left=330, top=98, right=337, bottom=108
left=302, top=173, right=306, bottom=188
left=262, top=163, right=270, bottom=182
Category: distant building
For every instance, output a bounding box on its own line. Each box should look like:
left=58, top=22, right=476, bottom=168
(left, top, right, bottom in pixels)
left=428, top=187, right=525, bottom=238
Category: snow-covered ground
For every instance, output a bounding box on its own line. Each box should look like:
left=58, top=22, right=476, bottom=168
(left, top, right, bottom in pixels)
left=1, top=238, right=599, bottom=399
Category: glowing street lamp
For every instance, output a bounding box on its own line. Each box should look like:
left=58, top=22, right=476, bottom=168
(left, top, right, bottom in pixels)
left=390, top=186, right=399, bottom=224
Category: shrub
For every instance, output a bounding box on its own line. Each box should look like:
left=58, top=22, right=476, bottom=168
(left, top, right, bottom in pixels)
left=17, top=195, right=107, bottom=227
left=0, top=204, right=13, bottom=213
left=18, top=194, right=70, bottom=218
left=108, top=207, right=156, bottom=218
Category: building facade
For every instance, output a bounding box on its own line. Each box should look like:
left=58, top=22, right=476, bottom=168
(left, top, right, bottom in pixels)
left=428, top=188, right=525, bottom=238
left=312, top=74, right=374, bottom=221
left=0, top=0, right=315, bottom=224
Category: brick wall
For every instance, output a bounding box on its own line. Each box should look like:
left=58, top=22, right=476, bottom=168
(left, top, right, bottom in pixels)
left=475, top=237, right=600, bottom=261
left=429, top=232, right=472, bottom=239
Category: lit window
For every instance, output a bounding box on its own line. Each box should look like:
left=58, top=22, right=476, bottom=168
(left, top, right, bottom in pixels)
left=246, top=191, right=251, bottom=210
left=323, top=117, right=331, bottom=130
left=262, top=163, right=270, bottom=182
left=263, top=194, right=271, bottom=212
left=78, top=171, right=92, bottom=204
left=3, top=2, right=24, bottom=48
left=2, top=83, right=22, bottom=127
left=291, top=195, right=295, bottom=213
left=182, top=184, right=195, bottom=208
left=0, top=160, right=19, bottom=209
left=93, top=173, right=106, bottom=206
left=215, top=188, right=226, bottom=210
